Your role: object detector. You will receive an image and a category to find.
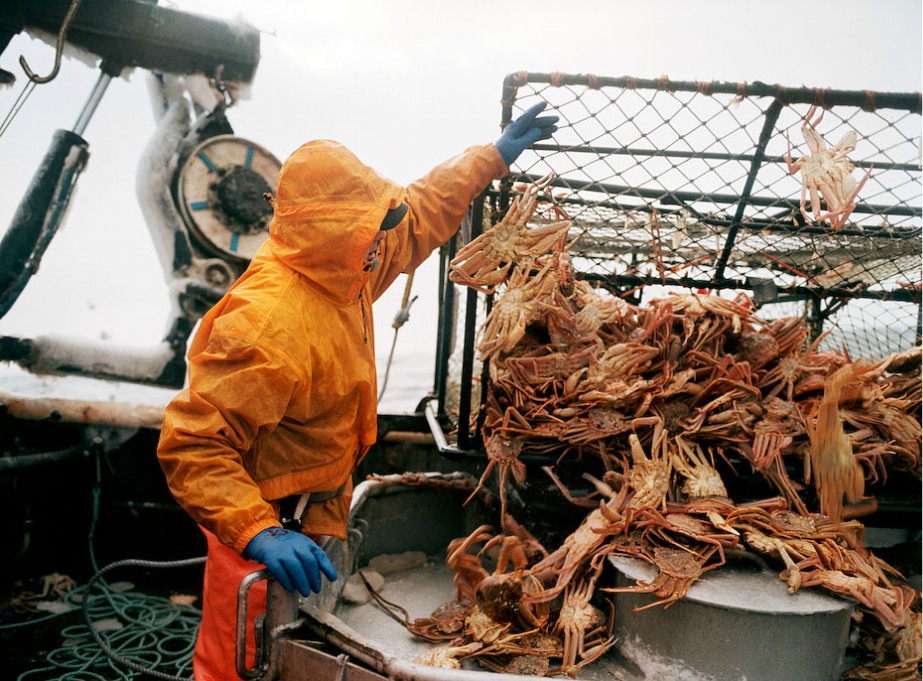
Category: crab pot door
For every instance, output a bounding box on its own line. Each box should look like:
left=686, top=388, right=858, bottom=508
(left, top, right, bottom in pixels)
left=435, top=73, right=921, bottom=452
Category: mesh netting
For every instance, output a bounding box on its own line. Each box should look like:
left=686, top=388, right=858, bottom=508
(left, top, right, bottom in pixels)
left=429, top=76, right=922, bottom=677
left=498, top=73, right=922, bottom=360
left=436, top=73, right=921, bottom=445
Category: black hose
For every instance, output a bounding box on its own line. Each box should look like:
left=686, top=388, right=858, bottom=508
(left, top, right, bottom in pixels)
left=0, top=130, right=88, bottom=318
left=0, top=444, right=90, bottom=473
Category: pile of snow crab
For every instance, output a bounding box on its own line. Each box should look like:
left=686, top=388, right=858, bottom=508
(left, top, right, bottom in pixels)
left=379, top=175, right=920, bottom=678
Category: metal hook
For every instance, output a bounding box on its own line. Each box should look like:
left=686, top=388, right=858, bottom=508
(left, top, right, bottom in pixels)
left=18, top=0, right=84, bottom=84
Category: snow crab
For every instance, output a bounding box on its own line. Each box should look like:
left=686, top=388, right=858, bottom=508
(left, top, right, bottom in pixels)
left=785, top=105, right=872, bottom=231
left=573, top=341, right=661, bottom=397
left=502, top=346, right=599, bottom=396
left=562, top=407, right=658, bottom=450
left=2, top=573, right=76, bottom=614
left=652, top=291, right=755, bottom=339
left=553, top=564, right=615, bottom=675
left=605, top=545, right=719, bottom=611
left=523, top=470, right=627, bottom=605
left=635, top=506, right=739, bottom=568
left=572, top=281, right=633, bottom=343
left=670, top=435, right=728, bottom=500
left=799, top=568, right=914, bottom=632
left=808, top=365, right=869, bottom=523
left=449, top=173, right=572, bottom=294
left=625, top=430, right=671, bottom=511
left=414, top=641, right=483, bottom=669
left=466, top=410, right=528, bottom=518
left=477, top=259, right=558, bottom=363
left=445, top=524, right=550, bottom=630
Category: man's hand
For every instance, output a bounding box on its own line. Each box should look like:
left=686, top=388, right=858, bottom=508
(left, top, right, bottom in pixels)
left=243, top=527, right=338, bottom=596
left=495, top=101, right=560, bottom=166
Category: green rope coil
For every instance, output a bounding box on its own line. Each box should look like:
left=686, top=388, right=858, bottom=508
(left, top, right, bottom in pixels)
left=10, top=556, right=205, bottom=681
left=2, top=452, right=208, bottom=681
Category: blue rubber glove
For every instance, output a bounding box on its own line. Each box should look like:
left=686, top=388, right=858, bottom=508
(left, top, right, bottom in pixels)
left=494, top=101, right=560, bottom=166
left=243, top=527, right=338, bottom=596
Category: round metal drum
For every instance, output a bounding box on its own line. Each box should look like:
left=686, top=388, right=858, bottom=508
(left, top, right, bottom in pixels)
left=610, top=555, right=854, bottom=681
left=176, top=135, right=280, bottom=261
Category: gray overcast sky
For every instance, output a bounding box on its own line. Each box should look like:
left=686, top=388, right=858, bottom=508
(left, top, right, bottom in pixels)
left=0, top=0, right=920, bottom=407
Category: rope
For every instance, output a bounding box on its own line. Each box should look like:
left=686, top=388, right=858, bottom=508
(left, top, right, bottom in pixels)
left=9, top=558, right=205, bottom=681
left=1, top=452, right=206, bottom=681
left=378, top=272, right=418, bottom=401
left=81, top=557, right=206, bottom=681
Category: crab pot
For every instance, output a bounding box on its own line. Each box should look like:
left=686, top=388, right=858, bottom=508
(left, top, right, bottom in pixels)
left=424, top=72, right=920, bottom=681
left=434, top=73, right=922, bottom=454
left=430, top=71, right=922, bottom=564
left=610, top=556, right=853, bottom=681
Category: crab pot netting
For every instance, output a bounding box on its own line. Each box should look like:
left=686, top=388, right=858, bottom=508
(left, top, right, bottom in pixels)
left=437, top=72, right=921, bottom=446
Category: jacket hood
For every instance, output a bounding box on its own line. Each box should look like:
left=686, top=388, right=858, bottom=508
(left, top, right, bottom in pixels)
left=268, top=140, right=406, bottom=304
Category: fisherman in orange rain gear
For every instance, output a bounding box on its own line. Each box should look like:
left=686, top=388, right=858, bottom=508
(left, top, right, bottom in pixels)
left=156, top=102, right=559, bottom=680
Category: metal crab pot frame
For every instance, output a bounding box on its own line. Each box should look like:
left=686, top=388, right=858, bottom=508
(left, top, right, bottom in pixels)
left=430, top=72, right=922, bottom=453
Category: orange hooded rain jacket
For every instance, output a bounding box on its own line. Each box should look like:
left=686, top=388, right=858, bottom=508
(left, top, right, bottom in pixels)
left=157, top=140, right=507, bottom=554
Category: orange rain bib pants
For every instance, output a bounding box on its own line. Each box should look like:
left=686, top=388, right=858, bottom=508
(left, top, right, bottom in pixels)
left=194, top=528, right=266, bottom=681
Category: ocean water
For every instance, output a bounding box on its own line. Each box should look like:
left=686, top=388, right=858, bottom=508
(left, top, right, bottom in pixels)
left=375, top=348, right=437, bottom=414
left=2, top=309, right=914, bottom=416
left=0, top=347, right=436, bottom=416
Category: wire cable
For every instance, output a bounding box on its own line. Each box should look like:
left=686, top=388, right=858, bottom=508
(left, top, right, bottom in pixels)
left=0, top=79, right=37, bottom=138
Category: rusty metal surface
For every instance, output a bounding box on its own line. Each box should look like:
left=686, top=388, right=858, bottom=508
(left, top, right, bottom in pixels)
left=281, top=641, right=388, bottom=681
